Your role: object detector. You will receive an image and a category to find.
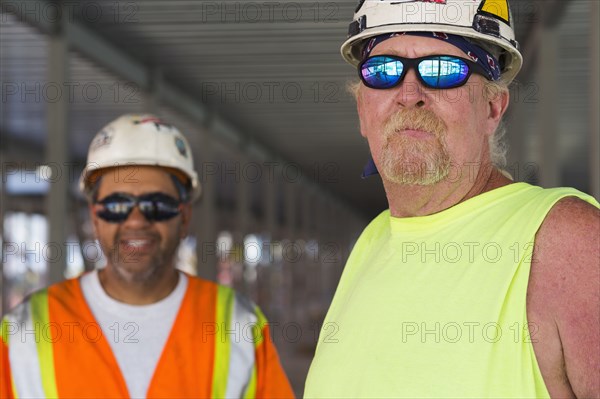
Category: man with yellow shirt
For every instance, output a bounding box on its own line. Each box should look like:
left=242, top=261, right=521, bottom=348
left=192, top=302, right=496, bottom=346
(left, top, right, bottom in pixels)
left=305, top=0, right=599, bottom=397
left=1, top=114, right=294, bottom=398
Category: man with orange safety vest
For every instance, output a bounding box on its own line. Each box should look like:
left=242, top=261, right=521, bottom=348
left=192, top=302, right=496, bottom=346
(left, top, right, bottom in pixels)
left=1, top=114, right=294, bottom=398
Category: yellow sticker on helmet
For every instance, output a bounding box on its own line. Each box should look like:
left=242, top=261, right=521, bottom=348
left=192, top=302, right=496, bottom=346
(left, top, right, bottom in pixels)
left=480, top=0, right=510, bottom=24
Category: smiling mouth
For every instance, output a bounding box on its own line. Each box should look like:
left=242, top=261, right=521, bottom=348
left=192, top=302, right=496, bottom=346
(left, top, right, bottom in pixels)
left=124, top=239, right=151, bottom=248
left=119, top=238, right=156, bottom=254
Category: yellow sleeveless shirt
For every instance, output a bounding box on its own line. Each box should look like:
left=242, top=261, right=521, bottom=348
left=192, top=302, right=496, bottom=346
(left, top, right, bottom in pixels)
left=305, top=183, right=599, bottom=398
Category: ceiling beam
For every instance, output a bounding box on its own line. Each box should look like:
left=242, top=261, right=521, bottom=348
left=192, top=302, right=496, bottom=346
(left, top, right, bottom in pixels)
left=1, top=0, right=362, bottom=218
left=65, top=21, right=150, bottom=89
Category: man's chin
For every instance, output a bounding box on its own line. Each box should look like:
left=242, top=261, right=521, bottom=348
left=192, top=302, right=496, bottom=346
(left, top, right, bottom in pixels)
left=381, top=156, right=450, bottom=185
left=113, top=261, right=161, bottom=283
left=380, top=141, right=450, bottom=185
left=383, top=169, right=449, bottom=186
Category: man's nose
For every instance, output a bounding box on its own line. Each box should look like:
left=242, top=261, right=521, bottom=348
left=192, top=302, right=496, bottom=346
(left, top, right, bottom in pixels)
left=394, top=68, right=427, bottom=108
left=122, top=206, right=151, bottom=228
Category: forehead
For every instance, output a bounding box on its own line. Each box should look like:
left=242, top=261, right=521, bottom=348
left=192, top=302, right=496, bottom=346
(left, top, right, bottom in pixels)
left=96, top=165, right=178, bottom=197
left=370, top=35, right=465, bottom=58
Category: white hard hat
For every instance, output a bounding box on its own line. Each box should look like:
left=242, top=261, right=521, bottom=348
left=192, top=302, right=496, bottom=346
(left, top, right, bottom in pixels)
left=342, top=0, right=523, bottom=84
left=79, top=114, right=201, bottom=201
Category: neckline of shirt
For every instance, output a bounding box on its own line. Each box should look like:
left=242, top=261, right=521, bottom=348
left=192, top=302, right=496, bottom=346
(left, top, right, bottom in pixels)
left=81, top=269, right=188, bottom=318
left=388, top=182, right=532, bottom=233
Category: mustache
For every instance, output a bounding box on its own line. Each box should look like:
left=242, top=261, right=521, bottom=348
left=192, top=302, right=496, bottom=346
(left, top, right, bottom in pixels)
left=383, top=108, right=447, bottom=138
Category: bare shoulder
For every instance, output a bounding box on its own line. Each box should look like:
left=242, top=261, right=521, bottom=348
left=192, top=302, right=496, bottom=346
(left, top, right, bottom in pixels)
left=535, top=197, right=599, bottom=282
left=531, top=196, right=599, bottom=397
left=539, top=195, right=599, bottom=233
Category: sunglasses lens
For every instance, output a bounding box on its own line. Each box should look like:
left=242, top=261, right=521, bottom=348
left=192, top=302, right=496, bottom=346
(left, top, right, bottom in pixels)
left=138, top=193, right=181, bottom=222
left=418, top=56, right=470, bottom=89
left=360, top=56, right=404, bottom=89
left=95, top=193, right=181, bottom=223
left=96, top=194, right=135, bottom=223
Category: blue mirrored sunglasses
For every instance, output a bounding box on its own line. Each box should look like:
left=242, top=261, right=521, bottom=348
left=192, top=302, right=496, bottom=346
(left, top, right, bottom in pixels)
left=94, top=192, right=182, bottom=223
left=359, top=54, right=489, bottom=90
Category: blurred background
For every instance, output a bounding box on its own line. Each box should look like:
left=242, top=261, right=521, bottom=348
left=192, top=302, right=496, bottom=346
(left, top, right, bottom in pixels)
left=1, top=0, right=598, bottom=395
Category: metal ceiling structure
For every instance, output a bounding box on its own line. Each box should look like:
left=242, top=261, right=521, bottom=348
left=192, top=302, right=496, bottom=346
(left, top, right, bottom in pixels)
left=1, top=0, right=598, bottom=218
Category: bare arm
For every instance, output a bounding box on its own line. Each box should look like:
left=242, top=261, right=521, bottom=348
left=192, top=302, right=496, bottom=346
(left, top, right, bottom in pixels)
left=533, top=197, right=600, bottom=398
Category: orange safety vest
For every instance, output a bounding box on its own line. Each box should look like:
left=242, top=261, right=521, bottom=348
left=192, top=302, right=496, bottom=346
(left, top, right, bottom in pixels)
left=0, top=275, right=294, bottom=398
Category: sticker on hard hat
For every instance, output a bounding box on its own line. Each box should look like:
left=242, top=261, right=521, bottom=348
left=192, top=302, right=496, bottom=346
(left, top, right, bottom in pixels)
left=133, top=117, right=174, bottom=131
left=478, top=0, right=510, bottom=25
left=90, top=128, right=113, bottom=151
left=174, top=137, right=188, bottom=158
left=376, top=0, right=446, bottom=4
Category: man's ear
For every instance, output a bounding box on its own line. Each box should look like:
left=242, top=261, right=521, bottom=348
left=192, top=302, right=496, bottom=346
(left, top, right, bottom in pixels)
left=487, top=86, right=510, bottom=132
left=89, top=202, right=99, bottom=236
left=488, top=89, right=510, bottom=124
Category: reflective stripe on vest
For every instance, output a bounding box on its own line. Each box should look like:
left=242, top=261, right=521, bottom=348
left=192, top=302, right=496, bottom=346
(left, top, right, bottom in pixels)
left=2, top=289, right=59, bottom=398
left=31, top=291, right=59, bottom=398
left=212, top=285, right=258, bottom=398
left=212, top=285, right=233, bottom=397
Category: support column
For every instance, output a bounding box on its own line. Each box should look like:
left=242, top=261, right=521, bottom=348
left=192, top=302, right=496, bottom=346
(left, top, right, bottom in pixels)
left=303, top=186, right=321, bottom=347
left=285, top=177, right=297, bottom=240
left=282, top=178, right=297, bottom=326
left=292, top=184, right=309, bottom=332
left=45, top=14, right=70, bottom=285
left=302, top=186, right=316, bottom=312
left=506, top=93, right=530, bottom=181
left=590, top=0, right=600, bottom=199
left=264, top=162, right=277, bottom=238
left=261, top=161, right=277, bottom=311
left=196, top=140, right=218, bottom=281
left=237, top=155, right=251, bottom=295
left=537, top=26, right=560, bottom=188
left=237, top=157, right=250, bottom=237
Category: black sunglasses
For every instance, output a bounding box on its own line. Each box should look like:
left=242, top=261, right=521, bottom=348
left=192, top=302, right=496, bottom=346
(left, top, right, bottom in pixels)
left=359, top=54, right=489, bottom=90
left=94, top=192, right=182, bottom=223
